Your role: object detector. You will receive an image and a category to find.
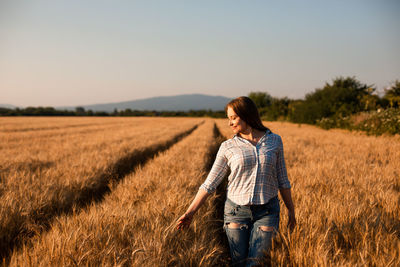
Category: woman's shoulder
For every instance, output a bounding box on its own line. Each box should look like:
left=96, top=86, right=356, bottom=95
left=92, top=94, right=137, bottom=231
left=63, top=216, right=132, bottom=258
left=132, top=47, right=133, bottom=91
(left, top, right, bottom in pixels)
left=219, top=137, right=238, bottom=150
left=265, top=131, right=283, bottom=143
left=221, top=138, right=234, bottom=147
left=268, top=131, right=280, bottom=138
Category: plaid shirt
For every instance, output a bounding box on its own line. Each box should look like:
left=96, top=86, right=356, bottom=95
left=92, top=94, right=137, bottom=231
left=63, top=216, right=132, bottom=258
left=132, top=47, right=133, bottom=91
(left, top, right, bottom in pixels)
left=200, top=130, right=291, bottom=205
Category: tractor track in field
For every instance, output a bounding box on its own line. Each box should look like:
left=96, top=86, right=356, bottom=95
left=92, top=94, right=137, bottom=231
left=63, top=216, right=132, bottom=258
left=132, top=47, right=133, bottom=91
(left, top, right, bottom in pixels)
left=103, top=122, right=227, bottom=217
left=203, top=123, right=231, bottom=265
left=0, top=121, right=203, bottom=263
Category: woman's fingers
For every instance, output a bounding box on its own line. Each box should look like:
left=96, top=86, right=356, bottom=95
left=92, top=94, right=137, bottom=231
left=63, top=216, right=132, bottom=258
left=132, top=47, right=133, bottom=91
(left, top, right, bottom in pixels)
left=287, top=215, right=296, bottom=232
left=176, top=214, right=192, bottom=230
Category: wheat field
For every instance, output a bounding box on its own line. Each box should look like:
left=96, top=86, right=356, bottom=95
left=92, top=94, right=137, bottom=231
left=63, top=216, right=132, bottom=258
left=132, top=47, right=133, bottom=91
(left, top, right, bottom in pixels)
left=1, top=117, right=399, bottom=266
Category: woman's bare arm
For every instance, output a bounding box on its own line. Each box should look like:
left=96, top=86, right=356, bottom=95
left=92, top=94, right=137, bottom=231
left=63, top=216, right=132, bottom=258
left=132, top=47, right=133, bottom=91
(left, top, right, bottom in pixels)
left=279, top=188, right=296, bottom=231
left=176, top=188, right=210, bottom=229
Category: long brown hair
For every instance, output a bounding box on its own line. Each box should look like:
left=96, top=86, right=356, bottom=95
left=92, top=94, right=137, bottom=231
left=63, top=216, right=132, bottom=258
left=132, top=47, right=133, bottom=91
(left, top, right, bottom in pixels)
left=225, top=96, right=270, bottom=132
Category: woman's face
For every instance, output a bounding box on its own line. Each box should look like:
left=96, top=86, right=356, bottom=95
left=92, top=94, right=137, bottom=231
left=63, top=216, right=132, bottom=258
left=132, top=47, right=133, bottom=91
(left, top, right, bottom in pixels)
left=227, top=106, right=249, bottom=135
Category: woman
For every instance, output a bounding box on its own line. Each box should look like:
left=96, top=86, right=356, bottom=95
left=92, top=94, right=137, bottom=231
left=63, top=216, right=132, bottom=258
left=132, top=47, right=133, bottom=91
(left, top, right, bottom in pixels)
left=177, top=96, right=296, bottom=266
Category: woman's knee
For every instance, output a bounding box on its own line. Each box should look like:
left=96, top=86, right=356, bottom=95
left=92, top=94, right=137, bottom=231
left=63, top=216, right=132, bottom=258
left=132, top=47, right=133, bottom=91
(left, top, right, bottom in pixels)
left=258, top=226, right=275, bottom=232
left=226, top=222, right=249, bottom=230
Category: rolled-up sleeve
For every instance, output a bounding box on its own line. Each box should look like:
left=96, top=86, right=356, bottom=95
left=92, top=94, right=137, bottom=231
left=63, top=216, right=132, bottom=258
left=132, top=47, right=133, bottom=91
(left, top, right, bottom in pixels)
left=276, top=136, right=291, bottom=189
left=199, top=142, right=229, bottom=194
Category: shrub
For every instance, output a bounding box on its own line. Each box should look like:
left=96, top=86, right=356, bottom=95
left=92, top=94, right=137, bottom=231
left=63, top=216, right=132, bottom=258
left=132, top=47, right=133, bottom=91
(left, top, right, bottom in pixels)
left=317, top=108, right=400, bottom=136
left=316, top=115, right=351, bottom=130
left=353, top=108, right=400, bottom=135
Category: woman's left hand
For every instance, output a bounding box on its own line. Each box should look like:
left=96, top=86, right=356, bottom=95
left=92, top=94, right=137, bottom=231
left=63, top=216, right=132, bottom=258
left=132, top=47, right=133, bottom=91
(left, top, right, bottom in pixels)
left=288, top=210, right=296, bottom=232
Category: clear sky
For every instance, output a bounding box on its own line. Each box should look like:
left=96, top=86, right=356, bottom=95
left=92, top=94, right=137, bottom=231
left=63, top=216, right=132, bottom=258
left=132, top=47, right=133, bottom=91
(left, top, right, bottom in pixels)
left=1, top=0, right=399, bottom=107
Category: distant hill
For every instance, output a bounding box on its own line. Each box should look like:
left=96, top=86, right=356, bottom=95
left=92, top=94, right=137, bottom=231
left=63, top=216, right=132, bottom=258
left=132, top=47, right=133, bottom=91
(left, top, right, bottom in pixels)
left=58, top=94, right=232, bottom=112
left=0, top=104, right=18, bottom=109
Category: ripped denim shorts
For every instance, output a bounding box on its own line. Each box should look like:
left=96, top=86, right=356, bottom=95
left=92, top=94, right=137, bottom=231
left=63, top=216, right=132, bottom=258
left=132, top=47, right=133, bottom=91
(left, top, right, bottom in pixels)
left=223, top=196, right=280, bottom=267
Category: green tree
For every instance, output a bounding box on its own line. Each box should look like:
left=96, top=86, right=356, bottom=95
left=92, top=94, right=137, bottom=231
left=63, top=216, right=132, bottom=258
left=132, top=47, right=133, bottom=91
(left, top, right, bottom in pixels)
left=261, top=97, right=291, bottom=121
left=75, top=106, right=86, bottom=116
left=384, top=80, right=400, bottom=108
left=248, top=92, right=273, bottom=109
left=360, top=87, right=379, bottom=111
left=290, top=76, right=374, bottom=124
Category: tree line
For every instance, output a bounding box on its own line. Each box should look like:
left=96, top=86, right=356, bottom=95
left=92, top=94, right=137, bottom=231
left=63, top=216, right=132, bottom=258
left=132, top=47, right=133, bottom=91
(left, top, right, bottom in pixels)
left=2, top=76, right=399, bottom=125
left=0, top=106, right=226, bottom=118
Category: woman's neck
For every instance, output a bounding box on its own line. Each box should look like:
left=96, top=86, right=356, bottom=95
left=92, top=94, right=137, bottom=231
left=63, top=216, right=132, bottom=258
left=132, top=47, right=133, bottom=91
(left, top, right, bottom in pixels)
left=239, top=128, right=265, bottom=143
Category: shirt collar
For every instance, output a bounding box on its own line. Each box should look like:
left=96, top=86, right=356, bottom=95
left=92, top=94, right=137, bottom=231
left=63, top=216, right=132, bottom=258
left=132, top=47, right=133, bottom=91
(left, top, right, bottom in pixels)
left=233, top=129, right=271, bottom=144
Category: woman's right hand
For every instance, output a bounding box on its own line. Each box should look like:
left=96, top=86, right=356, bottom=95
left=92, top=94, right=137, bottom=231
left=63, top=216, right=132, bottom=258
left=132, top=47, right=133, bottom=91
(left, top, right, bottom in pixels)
left=176, top=212, right=194, bottom=230
left=176, top=189, right=210, bottom=230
